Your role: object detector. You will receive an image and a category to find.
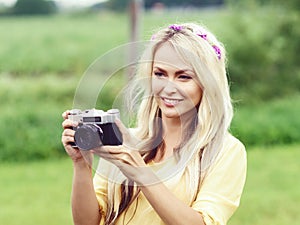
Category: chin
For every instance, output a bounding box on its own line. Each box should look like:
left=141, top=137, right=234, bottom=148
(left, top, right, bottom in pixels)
left=159, top=107, right=179, bottom=118
left=160, top=107, right=189, bottom=119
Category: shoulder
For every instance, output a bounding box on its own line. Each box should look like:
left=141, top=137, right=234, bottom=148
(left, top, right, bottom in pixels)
left=217, top=133, right=247, bottom=172
left=203, top=133, right=247, bottom=177
left=218, top=133, right=247, bottom=171
left=221, top=133, right=246, bottom=158
left=193, top=134, right=247, bottom=224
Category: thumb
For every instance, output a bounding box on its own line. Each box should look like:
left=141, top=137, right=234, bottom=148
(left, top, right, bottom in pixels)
left=114, top=118, right=130, bottom=139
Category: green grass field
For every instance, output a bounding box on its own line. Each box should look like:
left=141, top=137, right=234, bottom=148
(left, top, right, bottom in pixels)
left=0, top=11, right=220, bottom=76
left=1, top=145, right=299, bottom=225
left=229, top=144, right=300, bottom=225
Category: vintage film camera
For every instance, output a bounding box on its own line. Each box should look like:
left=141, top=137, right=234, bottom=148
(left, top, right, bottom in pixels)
left=68, top=109, right=123, bottom=150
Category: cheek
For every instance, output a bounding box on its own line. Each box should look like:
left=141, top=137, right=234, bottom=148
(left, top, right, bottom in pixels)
left=185, top=84, right=202, bottom=104
left=151, top=77, right=166, bottom=95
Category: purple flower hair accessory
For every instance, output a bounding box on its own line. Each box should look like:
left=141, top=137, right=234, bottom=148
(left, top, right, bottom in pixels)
left=196, top=29, right=221, bottom=60
left=195, top=29, right=207, bottom=40
left=151, top=24, right=222, bottom=60
left=212, top=45, right=221, bottom=60
left=198, top=34, right=207, bottom=40
left=169, top=24, right=183, bottom=31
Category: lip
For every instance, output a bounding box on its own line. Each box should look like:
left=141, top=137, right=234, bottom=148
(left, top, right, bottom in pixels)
left=161, top=97, right=183, bottom=107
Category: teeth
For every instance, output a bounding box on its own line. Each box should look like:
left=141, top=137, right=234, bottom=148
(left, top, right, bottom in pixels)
left=163, top=98, right=180, bottom=104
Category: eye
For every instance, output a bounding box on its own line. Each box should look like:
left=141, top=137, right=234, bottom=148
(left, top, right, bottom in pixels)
left=178, top=74, right=192, bottom=80
left=153, top=71, right=166, bottom=78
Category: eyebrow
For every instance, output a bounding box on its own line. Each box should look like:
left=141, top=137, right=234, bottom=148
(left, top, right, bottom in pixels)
left=153, top=66, right=195, bottom=75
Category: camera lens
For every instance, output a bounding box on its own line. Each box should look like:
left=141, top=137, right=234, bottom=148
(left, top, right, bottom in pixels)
left=74, top=124, right=103, bottom=150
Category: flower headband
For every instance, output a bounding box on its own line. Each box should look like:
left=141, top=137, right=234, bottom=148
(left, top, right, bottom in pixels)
left=152, top=24, right=222, bottom=60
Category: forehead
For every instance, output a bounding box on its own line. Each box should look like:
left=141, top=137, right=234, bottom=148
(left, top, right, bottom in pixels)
left=153, top=42, right=191, bottom=70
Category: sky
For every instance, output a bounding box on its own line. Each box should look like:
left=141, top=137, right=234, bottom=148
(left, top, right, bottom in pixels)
left=0, top=0, right=107, bottom=8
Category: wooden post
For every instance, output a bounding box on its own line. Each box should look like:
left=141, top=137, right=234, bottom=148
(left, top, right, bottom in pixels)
left=128, top=0, right=143, bottom=79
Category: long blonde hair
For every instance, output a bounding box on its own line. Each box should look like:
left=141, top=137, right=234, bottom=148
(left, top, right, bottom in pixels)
left=105, top=22, right=233, bottom=224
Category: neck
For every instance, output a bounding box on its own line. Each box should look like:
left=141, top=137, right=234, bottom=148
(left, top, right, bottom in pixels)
left=162, top=109, right=197, bottom=135
left=162, top=116, right=181, bottom=134
left=154, top=112, right=196, bottom=162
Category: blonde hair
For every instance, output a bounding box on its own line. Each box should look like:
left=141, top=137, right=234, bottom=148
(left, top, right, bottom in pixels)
left=105, top=22, right=233, bottom=224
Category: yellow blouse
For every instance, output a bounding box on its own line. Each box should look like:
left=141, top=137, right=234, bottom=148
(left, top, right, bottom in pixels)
left=93, top=134, right=247, bottom=225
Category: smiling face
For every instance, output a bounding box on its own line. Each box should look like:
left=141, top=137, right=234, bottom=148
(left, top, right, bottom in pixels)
left=151, top=42, right=202, bottom=120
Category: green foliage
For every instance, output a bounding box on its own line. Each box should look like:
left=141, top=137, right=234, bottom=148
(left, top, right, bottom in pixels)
left=105, top=0, right=224, bottom=10
left=12, top=0, right=57, bottom=15
left=0, top=74, right=126, bottom=162
left=0, top=75, right=76, bottom=162
left=144, top=0, right=224, bottom=8
left=249, top=0, right=300, bottom=11
left=231, top=95, right=300, bottom=146
left=220, top=8, right=300, bottom=103
left=105, top=0, right=131, bottom=11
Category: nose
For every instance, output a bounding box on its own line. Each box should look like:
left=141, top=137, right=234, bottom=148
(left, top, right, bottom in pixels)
left=163, top=80, right=177, bottom=95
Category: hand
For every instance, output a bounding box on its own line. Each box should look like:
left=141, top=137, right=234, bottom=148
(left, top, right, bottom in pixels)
left=92, top=119, right=158, bottom=186
left=61, top=110, right=93, bottom=165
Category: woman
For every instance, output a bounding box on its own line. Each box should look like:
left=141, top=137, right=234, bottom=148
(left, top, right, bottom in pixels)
left=62, top=23, right=247, bottom=225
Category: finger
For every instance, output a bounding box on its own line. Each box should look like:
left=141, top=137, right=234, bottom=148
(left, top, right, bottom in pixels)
left=115, top=119, right=141, bottom=149
left=62, top=128, right=75, bottom=137
left=93, top=151, right=116, bottom=160
left=62, top=110, right=71, bottom=120
left=100, top=148, right=136, bottom=165
left=92, top=146, right=128, bottom=161
left=114, top=118, right=130, bottom=138
left=61, top=136, right=75, bottom=145
left=62, top=119, right=78, bottom=129
left=61, top=135, right=75, bottom=146
left=92, top=145, right=122, bottom=155
left=103, top=146, right=133, bottom=157
left=92, top=149, right=121, bottom=165
left=96, top=152, right=130, bottom=168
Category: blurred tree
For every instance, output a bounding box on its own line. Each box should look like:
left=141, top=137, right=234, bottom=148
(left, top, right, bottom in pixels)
left=225, top=0, right=300, bottom=10
left=13, top=0, right=57, bottom=15
left=105, top=0, right=131, bottom=11
left=106, top=0, right=224, bottom=10
left=224, top=7, right=300, bottom=102
left=258, top=0, right=300, bottom=10
left=145, top=0, right=224, bottom=8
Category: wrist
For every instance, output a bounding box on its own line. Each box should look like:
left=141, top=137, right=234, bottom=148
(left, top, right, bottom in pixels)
left=136, top=168, right=160, bottom=186
left=73, top=158, right=92, bottom=171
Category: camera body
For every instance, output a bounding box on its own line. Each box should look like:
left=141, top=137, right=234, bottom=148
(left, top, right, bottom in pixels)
left=68, top=109, right=122, bottom=150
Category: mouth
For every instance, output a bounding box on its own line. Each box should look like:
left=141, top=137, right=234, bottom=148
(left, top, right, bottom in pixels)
left=161, top=97, right=183, bottom=106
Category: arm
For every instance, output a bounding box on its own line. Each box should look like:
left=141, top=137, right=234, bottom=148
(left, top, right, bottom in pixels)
left=61, top=111, right=101, bottom=225
left=92, top=119, right=205, bottom=225
left=93, top=149, right=205, bottom=225
left=93, top=121, right=246, bottom=225
left=140, top=136, right=247, bottom=225
left=71, top=159, right=101, bottom=225
left=140, top=182, right=205, bottom=225
left=93, top=148, right=205, bottom=225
